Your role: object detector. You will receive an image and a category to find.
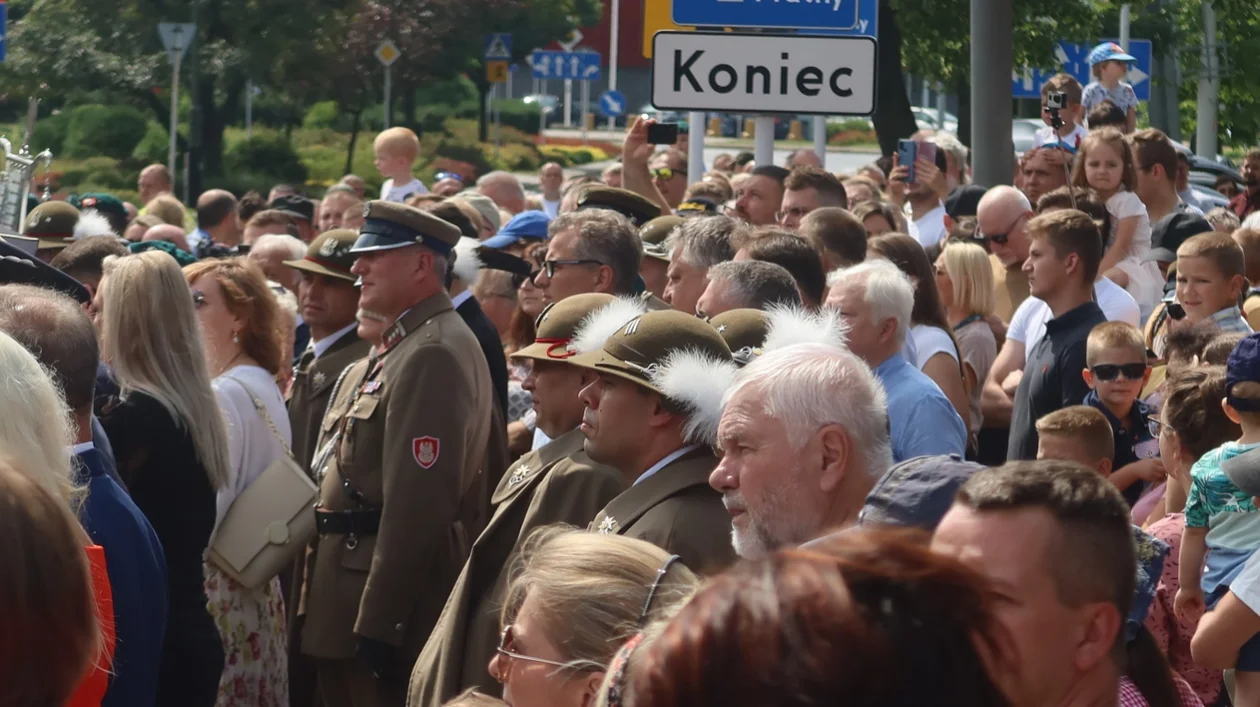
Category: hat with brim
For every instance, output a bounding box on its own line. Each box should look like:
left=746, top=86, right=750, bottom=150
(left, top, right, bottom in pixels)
left=858, top=454, right=986, bottom=530
left=643, top=241, right=671, bottom=263
left=350, top=201, right=462, bottom=255
left=511, top=293, right=630, bottom=362
left=482, top=210, right=551, bottom=250
left=708, top=309, right=769, bottom=367
left=1088, top=42, right=1137, bottom=65
left=1223, top=446, right=1260, bottom=497
left=457, top=194, right=502, bottom=233
left=1144, top=247, right=1177, bottom=264
left=285, top=228, right=359, bottom=282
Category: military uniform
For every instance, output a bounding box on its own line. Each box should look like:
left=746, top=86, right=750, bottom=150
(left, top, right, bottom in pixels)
left=406, top=294, right=629, bottom=707
left=576, top=185, right=665, bottom=227
left=708, top=309, right=770, bottom=367
left=24, top=200, right=81, bottom=254
left=568, top=309, right=739, bottom=575
left=300, top=203, right=497, bottom=707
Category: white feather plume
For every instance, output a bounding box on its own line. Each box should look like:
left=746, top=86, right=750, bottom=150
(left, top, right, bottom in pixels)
left=570, top=296, right=649, bottom=355
left=651, top=348, right=739, bottom=446
left=762, top=304, right=849, bottom=352
left=451, top=237, right=483, bottom=285
left=73, top=210, right=116, bottom=240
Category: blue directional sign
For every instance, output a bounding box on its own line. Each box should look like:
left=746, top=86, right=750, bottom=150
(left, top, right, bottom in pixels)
left=484, top=33, right=512, bottom=61
left=599, top=90, right=627, bottom=118
left=0, top=1, right=7, bottom=63
left=672, top=0, right=878, bottom=35
left=530, top=50, right=602, bottom=81
left=1013, top=39, right=1152, bottom=102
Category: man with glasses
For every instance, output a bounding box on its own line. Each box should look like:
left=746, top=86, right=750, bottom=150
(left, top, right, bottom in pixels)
left=432, top=172, right=465, bottom=198
left=776, top=167, right=848, bottom=231
left=534, top=210, right=644, bottom=305
left=977, top=186, right=1036, bottom=322
left=650, top=149, right=690, bottom=210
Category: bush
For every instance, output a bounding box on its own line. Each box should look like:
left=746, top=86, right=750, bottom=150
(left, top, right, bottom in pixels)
left=432, top=137, right=494, bottom=178
left=132, top=122, right=169, bottom=164
left=85, top=167, right=131, bottom=190
left=63, top=104, right=150, bottom=159
left=31, top=112, right=70, bottom=154
left=225, top=134, right=308, bottom=185
left=495, top=99, right=544, bottom=135
left=494, top=143, right=542, bottom=172
left=303, top=101, right=340, bottom=131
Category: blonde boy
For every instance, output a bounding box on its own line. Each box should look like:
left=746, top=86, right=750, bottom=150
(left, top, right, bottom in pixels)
left=1035, top=405, right=1116, bottom=476
left=374, top=127, right=427, bottom=203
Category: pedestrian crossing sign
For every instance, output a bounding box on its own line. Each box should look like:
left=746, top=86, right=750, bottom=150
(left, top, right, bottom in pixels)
left=484, top=34, right=513, bottom=61
left=486, top=61, right=509, bottom=84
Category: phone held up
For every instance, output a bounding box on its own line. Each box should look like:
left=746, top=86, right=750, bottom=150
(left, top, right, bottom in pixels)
left=647, top=122, right=680, bottom=145
left=896, top=139, right=937, bottom=185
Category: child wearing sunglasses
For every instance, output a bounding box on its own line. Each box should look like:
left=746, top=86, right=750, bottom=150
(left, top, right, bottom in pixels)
left=1082, top=322, right=1163, bottom=505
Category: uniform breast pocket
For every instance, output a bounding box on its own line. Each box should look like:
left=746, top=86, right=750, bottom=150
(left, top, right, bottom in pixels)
left=341, top=394, right=384, bottom=470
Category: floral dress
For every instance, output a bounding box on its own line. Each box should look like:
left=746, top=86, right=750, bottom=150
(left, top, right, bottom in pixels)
left=205, top=569, right=289, bottom=707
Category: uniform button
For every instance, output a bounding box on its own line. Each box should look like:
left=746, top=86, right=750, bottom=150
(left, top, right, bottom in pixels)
left=352, top=404, right=360, bottom=413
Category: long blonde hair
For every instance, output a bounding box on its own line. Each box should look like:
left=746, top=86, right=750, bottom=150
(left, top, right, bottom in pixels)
left=940, top=241, right=996, bottom=318
left=0, top=331, right=81, bottom=509
left=100, top=251, right=231, bottom=490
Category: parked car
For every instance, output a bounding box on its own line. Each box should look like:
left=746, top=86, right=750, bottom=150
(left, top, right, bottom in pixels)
left=911, top=106, right=958, bottom=134
left=1012, top=119, right=1043, bottom=156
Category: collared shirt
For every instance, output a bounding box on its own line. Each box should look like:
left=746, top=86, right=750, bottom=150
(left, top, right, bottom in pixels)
left=1008, top=301, right=1107, bottom=461
left=873, top=353, right=967, bottom=462
left=1085, top=390, right=1158, bottom=505
left=1210, top=305, right=1254, bottom=335
left=312, top=321, right=359, bottom=360
left=1231, top=189, right=1260, bottom=220
left=635, top=444, right=704, bottom=487
left=451, top=289, right=475, bottom=310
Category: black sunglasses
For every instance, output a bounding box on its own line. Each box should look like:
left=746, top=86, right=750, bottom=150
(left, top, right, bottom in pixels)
left=1091, top=363, right=1147, bottom=382
left=543, top=259, right=603, bottom=277
left=512, top=269, right=541, bottom=289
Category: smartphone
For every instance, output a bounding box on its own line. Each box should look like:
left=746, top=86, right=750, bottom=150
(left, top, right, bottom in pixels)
left=647, top=122, right=680, bottom=145
left=918, top=142, right=938, bottom=179
left=896, top=139, right=917, bottom=184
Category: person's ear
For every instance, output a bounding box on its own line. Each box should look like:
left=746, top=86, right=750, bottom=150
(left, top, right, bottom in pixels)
left=815, top=424, right=851, bottom=493
left=1073, top=603, right=1124, bottom=673
left=1082, top=367, right=1097, bottom=388
left=943, top=213, right=956, bottom=232
left=1097, top=457, right=1113, bottom=478
left=579, top=671, right=608, bottom=707
left=1224, top=397, right=1244, bottom=425
left=595, top=264, right=615, bottom=293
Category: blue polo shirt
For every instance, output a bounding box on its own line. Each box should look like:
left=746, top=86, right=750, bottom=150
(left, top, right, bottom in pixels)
left=874, top=353, right=968, bottom=462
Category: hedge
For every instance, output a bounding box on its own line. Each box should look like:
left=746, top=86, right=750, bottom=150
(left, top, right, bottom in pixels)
left=63, top=104, right=149, bottom=160
left=225, top=135, right=309, bottom=186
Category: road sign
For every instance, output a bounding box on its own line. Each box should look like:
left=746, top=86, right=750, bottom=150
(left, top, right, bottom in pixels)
left=599, top=90, right=627, bottom=118
left=487, top=61, right=509, bottom=84
left=643, top=0, right=693, bottom=59
left=530, top=50, right=602, bottom=81
left=375, top=40, right=401, bottom=67
left=672, top=0, right=877, bottom=33
left=651, top=32, right=876, bottom=115
left=1, top=1, right=7, bottom=63
left=1012, top=38, right=1153, bottom=101
left=158, top=22, right=197, bottom=65
left=559, top=29, right=583, bottom=52
left=484, top=33, right=512, bottom=61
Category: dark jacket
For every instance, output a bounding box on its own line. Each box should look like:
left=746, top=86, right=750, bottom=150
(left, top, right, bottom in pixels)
left=456, top=294, right=509, bottom=418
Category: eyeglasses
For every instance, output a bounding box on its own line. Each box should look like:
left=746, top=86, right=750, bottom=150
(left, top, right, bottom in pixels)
left=774, top=207, right=811, bottom=224
left=651, top=167, right=686, bottom=181
left=1146, top=414, right=1165, bottom=439
left=434, top=171, right=463, bottom=183
left=543, top=259, right=603, bottom=278
left=190, top=290, right=207, bottom=309
left=1090, top=363, right=1147, bottom=382
left=512, top=269, right=542, bottom=289
left=976, top=213, right=1028, bottom=245
left=495, top=625, right=578, bottom=673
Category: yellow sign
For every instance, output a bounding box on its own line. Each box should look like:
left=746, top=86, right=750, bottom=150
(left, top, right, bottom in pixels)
left=375, top=40, right=401, bottom=67
left=643, top=0, right=693, bottom=58
left=486, top=61, right=509, bottom=84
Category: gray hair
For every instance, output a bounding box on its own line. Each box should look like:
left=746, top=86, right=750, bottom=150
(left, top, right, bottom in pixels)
left=0, top=285, right=99, bottom=413
left=827, top=260, right=914, bottom=345
left=930, top=133, right=969, bottom=183
left=727, top=342, right=892, bottom=478
left=550, top=210, right=643, bottom=294
left=665, top=214, right=739, bottom=269
left=707, top=260, right=802, bottom=311
left=251, top=233, right=307, bottom=261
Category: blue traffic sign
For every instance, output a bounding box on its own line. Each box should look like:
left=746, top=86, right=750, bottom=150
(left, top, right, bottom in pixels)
left=599, top=90, right=627, bottom=118
left=0, top=1, right=7, bottom=63
left=530, top=50, right=601, bottom=81
left=484, top=33, right=512, bottom=61
left=1013, top=39, right=1152, bottom=102
left=672, top=0, right=877, bottom=35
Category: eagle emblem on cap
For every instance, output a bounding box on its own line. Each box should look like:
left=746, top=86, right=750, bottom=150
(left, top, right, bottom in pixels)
left=319, top=238, right=338, bottom=257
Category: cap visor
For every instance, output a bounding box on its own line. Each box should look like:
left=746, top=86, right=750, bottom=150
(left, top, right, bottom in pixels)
left=349, top=231, right=418, bottom=254
left=480, top=233, right=522, bottom=250
left=284, top=258, right=357, bottom=282
left=511, top=341, right=578, bottom=361
left=1114, top=53, right=1137, bottom=62
left=275, top=209, right=311, bottom=221
left=1144, top=248, right=1176, bottom=263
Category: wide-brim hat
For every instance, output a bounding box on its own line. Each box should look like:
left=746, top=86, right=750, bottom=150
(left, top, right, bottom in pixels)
left=511, top=293, right=636, bottom=361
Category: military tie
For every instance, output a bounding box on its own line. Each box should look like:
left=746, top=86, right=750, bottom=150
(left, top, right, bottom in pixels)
left=294, top=344, right=316, bottom=380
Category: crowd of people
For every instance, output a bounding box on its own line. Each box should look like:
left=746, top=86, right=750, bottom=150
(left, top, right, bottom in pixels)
left=7, top=48, right=1260, bottom=707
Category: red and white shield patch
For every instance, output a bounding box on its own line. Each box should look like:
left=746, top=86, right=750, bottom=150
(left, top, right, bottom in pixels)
left=413, top=436, right=440, bottom=469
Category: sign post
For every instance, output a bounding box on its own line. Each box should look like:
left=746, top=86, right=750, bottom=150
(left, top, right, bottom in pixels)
left=0, top=0, right=8, bottom=63
left=484, top=34, right=512, bottom=155
left=375, top=40, right=401, bottom=129
left=158, top=22, right=196, bottom=182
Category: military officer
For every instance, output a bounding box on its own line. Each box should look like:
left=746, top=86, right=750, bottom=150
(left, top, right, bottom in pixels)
left=300, top=202, right=497, bottom=707
left=283, top=227, right=372, bottom=707
left=567, top=309, right=739, bottom=574
left=24, top=200, right=114, bottom=262
left=709, top=306, right=847, bottom=368
left=708, top=308, right=769, bottom=367
left=638, top=215, right=683, bottom=299
left=406, top=293, right=641, bottom=707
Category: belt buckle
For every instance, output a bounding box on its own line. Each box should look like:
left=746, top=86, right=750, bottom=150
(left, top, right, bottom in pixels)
left=345, top=532, right=359, bottom=550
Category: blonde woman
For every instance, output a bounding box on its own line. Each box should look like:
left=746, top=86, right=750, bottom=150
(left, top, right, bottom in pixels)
left=935, top=241, right=998, bottom=440
left=184, top=257, right=291, bottom=707
left=479, top=528, right=698, bottom=707
left=98, top=250, right=232, bottom=707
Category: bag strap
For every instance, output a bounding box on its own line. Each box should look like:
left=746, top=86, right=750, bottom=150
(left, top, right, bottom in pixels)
left=223, top=374, right=296, bottom=461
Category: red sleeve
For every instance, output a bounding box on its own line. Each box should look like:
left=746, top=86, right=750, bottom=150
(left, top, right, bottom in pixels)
left=65, top=546, right=115, bottom=707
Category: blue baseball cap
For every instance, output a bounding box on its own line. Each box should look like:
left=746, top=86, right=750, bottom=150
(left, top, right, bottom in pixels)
left=1088, top=42, right=1136, bottom=66
left=481, top=210, right=550, bottom=250
left=1226, top=333, right=1260, bottom=412
left=858, top=454, right=984, bottom=531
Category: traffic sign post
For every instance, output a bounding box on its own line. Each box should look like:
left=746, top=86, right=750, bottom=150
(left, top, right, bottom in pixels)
left=484, top=34, right=513, bottom=61
left=1, top=0, right=8, bottom=63
left=598, top=90, right=627, bottom=119
left=484, top=34, right=513, bottom=142
left=158, top=22, right=196, bottom=184
left=672, top=0, right=877, bottom=34
left=376, top=40, right=401, bottom=129
left=529, top=50, right=602, bottom=81
left=1012, top=39, right=1153, bottom=101
left=651, top=32, right=877, bottom=115
left=486, top=61, right=509, bottom=84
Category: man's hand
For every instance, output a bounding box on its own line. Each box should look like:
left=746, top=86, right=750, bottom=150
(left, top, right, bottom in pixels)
left=1175, top=587, right=1206, bottom=621
left=887, top=153, right=909, bottom=207
left=356, top=636, right=398, bottom=682
left=1001, top=369, right=1023, bottom=396
left=623, top=116, right=657, bottom=168
left=915, top=156, right=948, bottom=201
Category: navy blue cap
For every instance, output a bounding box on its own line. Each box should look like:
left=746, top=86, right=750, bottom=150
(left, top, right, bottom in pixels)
left=350, top=201, right=462, bottom=255
left=858, top=454, right=984, bottom=530
left=1227, top=333, right=1260, bottom=412
left=482, top=210, right=550, bottom=250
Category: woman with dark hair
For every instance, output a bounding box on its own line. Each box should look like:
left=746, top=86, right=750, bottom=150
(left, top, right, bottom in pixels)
left=506, top=244, right=548, bottom=428
left=868, top=234, right=970, bottom=429
left=611, top=531, right=1015, bottom=707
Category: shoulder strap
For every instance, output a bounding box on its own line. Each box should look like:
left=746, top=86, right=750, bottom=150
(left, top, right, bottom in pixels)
left=223, top=374, right=295, bottom=461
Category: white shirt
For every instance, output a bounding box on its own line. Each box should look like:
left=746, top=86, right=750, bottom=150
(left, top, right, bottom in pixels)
left=531, top=427, right=552, bottom=451
left=212, top=365, right=292, bottom=532
left=542, top=199, right=561, bottom=220
left=1007, top=278, right=1141, bottom=363
left=902, top=324, right=959, bottom=370
left=908, top=202, right=948, bottom=248
left=1033, top=124, right=1089, bottom=150
left=451, top=289, right=475, bottom=309
left=312, top=322, right=359, bottom=360
left=380, top=178, right=428, bottom=204
left=635, top=444, right=704, bottom=487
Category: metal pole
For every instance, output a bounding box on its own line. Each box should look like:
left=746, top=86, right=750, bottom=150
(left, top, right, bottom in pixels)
left=494, top=84, right=502, bottom=160
left=383, top=65, right=392, bottom=130
left=581, top=81, right=590, bottom=145
left=564, top=79, right=573, bottom=128
left=812, top=117, right=826, bottom=167
left=1195, top=1, right=1219, bottom=158
left=245, top=80, right=253, bottom=139
left=969, top=0, right=1013, bottom=186
left=1118, top=4, right=1131, bottom=51
left=754, top=116, right=774, bottom=166
left=507, top=67, right=514, bottom=100
left=607, top=0, right=621, bottom=130
left=936, top=85, right=947, bottom=132
left=168, top=50, right=181, bottom=182
left=688, top=111, right=705, bottom=179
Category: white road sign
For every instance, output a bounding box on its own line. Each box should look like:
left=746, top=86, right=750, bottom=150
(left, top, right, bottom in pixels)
left=651, top=32, right=877, bottom=116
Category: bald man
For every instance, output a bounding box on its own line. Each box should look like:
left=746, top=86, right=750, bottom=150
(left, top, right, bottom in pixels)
left=142, top=223, right=191, bottom=254
left=976, top=186, right=1035, bottom=322
left=785, top=148, right=823, bottom=169
left=194, top=189, right=242, bottom=251
left=249, top=234, right=306, bottom=296
left=138, top=164, right=173, bottom=206
left=539, top=162, right=564, bottom=218
left=477, top=171, right=527, bottom=215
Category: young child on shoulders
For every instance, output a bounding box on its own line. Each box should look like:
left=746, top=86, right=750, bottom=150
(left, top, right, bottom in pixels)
left=1082, top=42, right=1139, bottom=134
left=374, top=127, right=428, bottom=203
left=1071, top=129, right=1163, bottom=318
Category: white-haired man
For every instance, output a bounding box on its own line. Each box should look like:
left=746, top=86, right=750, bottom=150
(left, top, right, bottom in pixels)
left=663, top=214, right=739, bottom=315
left=825, top=260, right=967, bottom=462
left=710, top=342, right=893, bottom=558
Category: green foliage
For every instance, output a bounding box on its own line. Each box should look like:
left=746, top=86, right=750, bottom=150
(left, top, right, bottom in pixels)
left=303, top=101, right=341, bottom=131
left=225, top=135, right=309, bottom=185
left=63, top=104, right=149, bottom=159
left=132, top=122, right=169, bottom=164
left=433, top=137, right=494, bottom=176
left=30, top=113, right=70, bottom=154
left=494, top=99, right=545, bottom=135
left=494, top=143, right=542, bottom=172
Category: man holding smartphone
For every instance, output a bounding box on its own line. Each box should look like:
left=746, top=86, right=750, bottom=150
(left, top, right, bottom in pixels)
left=889, top=139, right=951, bottom=247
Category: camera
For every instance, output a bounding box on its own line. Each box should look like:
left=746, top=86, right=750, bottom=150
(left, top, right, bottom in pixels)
left=1046, top=91, right=1066, bottom=110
